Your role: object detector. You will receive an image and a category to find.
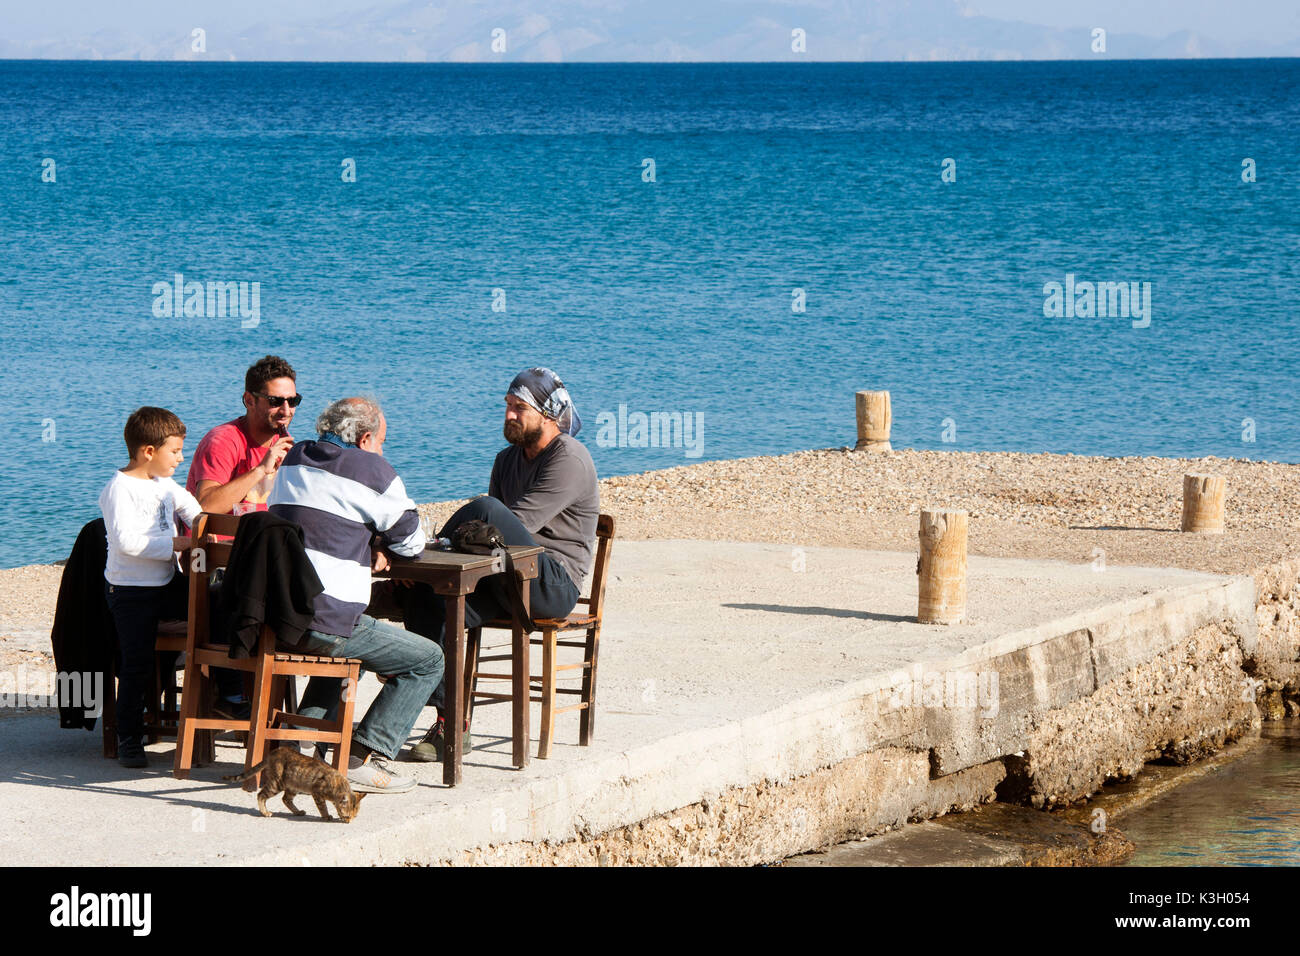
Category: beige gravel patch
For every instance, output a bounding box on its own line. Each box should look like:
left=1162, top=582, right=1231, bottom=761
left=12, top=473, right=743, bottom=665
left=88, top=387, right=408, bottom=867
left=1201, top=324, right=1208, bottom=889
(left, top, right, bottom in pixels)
left=5, top=447, right=1297, bottom=670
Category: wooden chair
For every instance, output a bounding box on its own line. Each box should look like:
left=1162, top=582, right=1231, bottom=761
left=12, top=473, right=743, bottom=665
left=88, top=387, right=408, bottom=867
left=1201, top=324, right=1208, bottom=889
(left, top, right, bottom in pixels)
left=466, top=514, right=614, bottom=759
left=173, top=513, right=362, bottom=784
left=101, top=621, right=190, bottom=759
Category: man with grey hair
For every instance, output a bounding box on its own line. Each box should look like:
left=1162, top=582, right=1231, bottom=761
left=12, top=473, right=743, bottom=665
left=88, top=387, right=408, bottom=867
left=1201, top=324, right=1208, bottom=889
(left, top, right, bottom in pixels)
left=268, top=397, right=442, bottom=793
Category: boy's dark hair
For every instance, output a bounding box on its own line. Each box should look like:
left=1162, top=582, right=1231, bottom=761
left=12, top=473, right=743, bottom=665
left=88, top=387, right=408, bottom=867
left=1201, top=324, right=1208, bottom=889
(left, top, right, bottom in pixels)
left=244, top=355, right=296, bottom=395
left=124, top=407, right=186, bottom=458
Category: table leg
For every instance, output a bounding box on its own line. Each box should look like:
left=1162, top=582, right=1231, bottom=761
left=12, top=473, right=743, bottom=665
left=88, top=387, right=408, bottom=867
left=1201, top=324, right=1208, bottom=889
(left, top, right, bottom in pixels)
left=512, top=570, right=531, bottom=770
left=443, top=594, right=465, bottom=787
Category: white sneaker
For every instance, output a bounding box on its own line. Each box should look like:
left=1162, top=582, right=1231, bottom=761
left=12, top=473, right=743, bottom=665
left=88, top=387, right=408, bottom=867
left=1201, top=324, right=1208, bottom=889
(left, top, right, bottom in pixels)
left=347, top=755, right=417, bottom=793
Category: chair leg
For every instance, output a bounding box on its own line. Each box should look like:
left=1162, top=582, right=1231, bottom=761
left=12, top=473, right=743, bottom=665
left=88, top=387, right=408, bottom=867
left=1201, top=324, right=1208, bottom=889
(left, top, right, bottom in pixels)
left=464, top=627, right=481, bottom=735
left=268, top=676, right=288, bottom=751
left=163, top=659, right=180, bottom=726
left=172, top=655, right=204, bottom=779
left=244, top=651, right=276, bottom=789
left=198, top=668, right=217, bottom=765
left=285, top=674, right=300, bottom=714
left=579, top=624, right=600, bottom=746
left=335, top=663, right=358, bottom=771
left=237, top=670, right=254, bottom=748
left=537, top=628, right=557, bottom=760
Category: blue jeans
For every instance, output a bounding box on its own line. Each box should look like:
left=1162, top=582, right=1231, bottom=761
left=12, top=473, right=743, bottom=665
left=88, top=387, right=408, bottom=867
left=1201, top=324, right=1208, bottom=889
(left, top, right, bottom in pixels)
left=398, top=496, right=580, bottom=709
left=292, top=614, right=444, bottom=760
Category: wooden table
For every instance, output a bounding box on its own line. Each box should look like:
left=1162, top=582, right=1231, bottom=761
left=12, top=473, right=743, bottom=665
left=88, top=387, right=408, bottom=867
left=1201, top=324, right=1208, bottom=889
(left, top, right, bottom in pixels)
left=377, top=545, right=542, bottom=786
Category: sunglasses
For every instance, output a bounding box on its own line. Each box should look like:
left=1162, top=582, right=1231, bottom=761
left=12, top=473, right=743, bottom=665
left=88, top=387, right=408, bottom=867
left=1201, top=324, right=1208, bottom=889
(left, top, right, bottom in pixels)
left=256, top=393, right=303, bottom=408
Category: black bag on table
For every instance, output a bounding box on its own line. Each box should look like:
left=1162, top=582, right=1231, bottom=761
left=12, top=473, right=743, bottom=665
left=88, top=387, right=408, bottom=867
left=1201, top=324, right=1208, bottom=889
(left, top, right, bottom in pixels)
left=449, top=520, right=534, bottom=631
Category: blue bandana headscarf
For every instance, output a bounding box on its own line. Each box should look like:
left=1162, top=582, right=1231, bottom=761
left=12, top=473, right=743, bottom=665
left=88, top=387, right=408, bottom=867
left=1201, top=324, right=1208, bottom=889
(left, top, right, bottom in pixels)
left=508, top=367, right=582, bottom=438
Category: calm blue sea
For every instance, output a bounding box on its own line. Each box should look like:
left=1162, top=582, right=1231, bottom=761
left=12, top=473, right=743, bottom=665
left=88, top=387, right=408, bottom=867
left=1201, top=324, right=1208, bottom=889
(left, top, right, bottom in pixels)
left=1, top=59, right=1298, bottom=569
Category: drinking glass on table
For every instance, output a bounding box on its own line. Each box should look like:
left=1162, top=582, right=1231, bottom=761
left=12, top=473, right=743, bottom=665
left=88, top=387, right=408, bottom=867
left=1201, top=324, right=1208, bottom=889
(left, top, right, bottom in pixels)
left=420, top=513, right=451, bottom=550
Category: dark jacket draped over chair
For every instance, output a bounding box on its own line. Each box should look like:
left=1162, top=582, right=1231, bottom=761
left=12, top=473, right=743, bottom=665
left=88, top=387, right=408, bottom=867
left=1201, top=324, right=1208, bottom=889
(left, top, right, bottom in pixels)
left=50, top=518, right=115, bottom=731
left=219, top=511, right=323, bottom=658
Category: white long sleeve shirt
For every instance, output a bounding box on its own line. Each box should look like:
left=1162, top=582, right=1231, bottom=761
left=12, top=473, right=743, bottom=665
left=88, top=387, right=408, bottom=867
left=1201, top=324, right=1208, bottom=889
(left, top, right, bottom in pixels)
left=98, top=470, right=203, bottom=587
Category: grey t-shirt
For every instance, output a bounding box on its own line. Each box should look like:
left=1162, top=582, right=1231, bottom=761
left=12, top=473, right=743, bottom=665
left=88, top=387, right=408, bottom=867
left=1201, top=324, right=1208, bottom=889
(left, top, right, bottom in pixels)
left=490, top=434, right=599, bottom=588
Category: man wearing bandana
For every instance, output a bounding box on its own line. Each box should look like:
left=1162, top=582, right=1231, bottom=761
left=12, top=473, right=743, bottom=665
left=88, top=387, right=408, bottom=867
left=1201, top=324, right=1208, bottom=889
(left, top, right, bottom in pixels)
left=399, top=367, right=599, bottom=761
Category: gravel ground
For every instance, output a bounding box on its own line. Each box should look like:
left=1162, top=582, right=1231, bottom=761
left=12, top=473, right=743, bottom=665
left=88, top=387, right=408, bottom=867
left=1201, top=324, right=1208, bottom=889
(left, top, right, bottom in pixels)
left=4, top=447, right=1296, bottom=668
left=591, top=448, right=1300, bottom=574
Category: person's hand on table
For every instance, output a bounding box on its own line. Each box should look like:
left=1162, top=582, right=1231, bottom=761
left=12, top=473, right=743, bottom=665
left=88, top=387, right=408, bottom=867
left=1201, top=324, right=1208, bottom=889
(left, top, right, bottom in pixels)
left=371, top=549, right=390, bottom=573
left=375, top=554, right=415, bottom=586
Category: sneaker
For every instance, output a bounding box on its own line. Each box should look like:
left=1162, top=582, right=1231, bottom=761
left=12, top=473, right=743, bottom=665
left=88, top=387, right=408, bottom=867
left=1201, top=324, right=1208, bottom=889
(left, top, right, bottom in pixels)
left=117, top=737, right=148, bottom=769
left=347, top=755, right=416, bottom=794
left=406, top=717, right=472, bottom=762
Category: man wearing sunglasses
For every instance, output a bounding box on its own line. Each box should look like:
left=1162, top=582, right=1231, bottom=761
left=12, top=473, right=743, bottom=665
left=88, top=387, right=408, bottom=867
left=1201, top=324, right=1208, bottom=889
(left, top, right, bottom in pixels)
left=186, top=355, right=302, bottom=515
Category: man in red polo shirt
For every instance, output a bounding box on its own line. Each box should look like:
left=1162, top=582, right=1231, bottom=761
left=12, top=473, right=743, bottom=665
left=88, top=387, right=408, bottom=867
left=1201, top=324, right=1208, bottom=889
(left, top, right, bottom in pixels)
left=187, top=355, right=300, bottom=514
left=186, top=355, right=301, bottom=716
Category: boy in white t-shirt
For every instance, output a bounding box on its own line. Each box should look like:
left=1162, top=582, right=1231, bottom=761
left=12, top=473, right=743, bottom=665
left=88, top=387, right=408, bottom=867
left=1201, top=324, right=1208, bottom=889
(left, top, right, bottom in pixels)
left=98, top=407, right=202, bottom=768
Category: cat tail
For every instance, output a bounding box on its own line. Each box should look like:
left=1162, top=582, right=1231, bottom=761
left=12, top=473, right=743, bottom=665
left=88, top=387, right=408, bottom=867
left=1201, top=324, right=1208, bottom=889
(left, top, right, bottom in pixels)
left=222, top=760, right=268, bottom=783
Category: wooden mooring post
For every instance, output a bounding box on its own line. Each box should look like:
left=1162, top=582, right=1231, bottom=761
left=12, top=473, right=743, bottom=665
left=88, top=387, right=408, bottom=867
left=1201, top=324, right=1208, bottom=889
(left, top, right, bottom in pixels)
left=855, top=390, right=892, bottom=451
left=1181, top=474, right=1226, bottom=534
left=917, top=508, right=967, bottom=624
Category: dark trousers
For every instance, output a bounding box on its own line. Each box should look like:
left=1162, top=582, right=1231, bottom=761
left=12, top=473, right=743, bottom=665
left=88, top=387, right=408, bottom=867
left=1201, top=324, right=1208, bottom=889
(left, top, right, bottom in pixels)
left=104, top=574, right=189, bottom=742
left=399, top=496, right=580, bottom=710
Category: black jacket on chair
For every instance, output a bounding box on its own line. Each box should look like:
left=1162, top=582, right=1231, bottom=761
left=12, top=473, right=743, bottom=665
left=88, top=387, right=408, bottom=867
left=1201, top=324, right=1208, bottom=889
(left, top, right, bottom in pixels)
left=50, top=518, right=114, bottom=731
left=219, top=511, right=323, bottom=659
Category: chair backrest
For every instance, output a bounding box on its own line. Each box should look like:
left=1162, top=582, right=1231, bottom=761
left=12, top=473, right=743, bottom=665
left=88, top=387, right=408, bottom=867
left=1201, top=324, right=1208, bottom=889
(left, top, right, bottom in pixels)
left=181, top=512, right=243, bottom=649
left=194, top=511, right=241, bottom=544
left=585, top=514, right=616, bottom=620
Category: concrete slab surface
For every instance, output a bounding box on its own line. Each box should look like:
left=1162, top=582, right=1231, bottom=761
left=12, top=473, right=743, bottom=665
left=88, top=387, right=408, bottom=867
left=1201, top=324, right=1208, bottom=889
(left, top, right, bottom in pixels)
left=0, top=541, right=1249, bottom=865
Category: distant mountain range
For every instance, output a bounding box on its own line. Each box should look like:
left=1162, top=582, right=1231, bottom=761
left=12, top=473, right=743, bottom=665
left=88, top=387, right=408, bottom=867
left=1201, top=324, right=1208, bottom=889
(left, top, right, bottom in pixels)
left=3, top=0, right=1298, bottom=61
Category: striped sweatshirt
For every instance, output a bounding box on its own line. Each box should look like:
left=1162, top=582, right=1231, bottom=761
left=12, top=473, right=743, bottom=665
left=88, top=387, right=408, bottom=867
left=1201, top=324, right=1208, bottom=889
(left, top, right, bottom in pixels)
left=268, top=439, right=425, bottom=637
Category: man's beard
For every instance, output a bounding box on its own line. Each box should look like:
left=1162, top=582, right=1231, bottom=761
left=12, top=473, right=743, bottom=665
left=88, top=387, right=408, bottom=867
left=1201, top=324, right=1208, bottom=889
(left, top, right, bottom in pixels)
left=504, top=420, right=543, bottom=446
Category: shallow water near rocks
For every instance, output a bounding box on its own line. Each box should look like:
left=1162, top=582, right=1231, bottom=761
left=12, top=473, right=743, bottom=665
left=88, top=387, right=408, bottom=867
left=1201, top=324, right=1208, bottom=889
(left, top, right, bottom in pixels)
left=1119, top=720, right=1300, bottom=866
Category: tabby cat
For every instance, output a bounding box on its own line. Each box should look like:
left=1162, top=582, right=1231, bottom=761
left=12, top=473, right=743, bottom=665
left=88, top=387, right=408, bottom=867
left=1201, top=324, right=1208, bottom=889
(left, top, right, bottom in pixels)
left=224, top=748, right=366, bottom=823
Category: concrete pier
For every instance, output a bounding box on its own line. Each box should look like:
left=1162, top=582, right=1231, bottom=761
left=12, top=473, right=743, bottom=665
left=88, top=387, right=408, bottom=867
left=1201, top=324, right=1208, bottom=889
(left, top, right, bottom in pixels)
left=0, top=541, right=1258, bottom=865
